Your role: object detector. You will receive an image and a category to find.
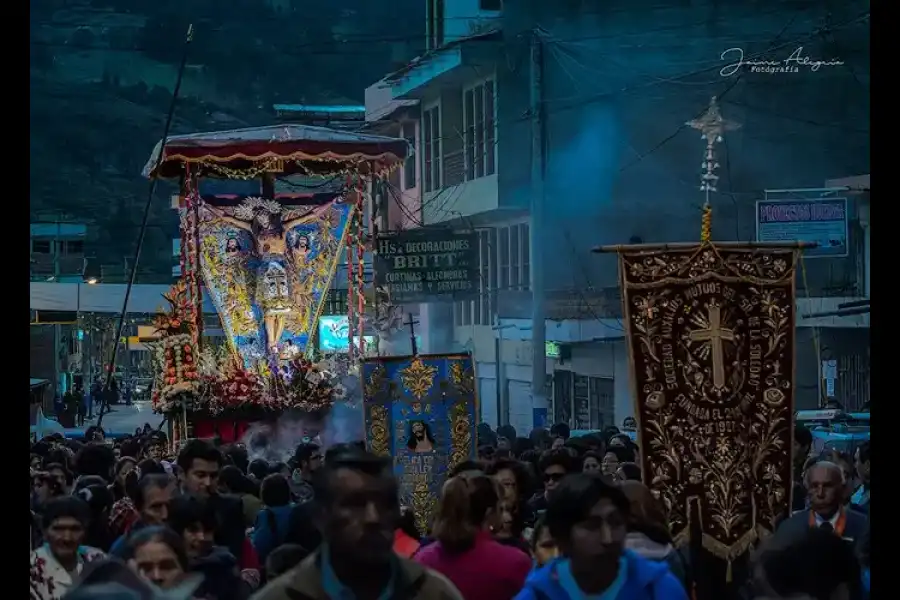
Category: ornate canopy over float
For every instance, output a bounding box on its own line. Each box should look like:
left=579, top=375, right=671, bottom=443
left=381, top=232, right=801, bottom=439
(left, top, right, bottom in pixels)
left=143, top=124, right=407, bottom=443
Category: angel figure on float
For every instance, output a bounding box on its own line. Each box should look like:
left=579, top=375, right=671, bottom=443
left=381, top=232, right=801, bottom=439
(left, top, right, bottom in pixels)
left=204, top=197, right=333, bottom=260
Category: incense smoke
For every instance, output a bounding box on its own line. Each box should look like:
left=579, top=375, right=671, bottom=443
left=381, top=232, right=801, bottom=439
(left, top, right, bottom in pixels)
left=240, top=373, right=365, bottom=464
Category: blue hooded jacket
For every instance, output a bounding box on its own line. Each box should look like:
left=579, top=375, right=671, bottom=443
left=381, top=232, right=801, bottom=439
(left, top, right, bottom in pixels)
left=250, top=504, right=295, bottom=563
left=515, top=550, right=688, bottom=600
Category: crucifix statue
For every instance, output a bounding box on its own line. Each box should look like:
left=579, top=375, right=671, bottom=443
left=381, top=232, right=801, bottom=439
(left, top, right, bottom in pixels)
left=204, top=196, right=333, bottom=354
left=689, top=304, right=735, bottom=389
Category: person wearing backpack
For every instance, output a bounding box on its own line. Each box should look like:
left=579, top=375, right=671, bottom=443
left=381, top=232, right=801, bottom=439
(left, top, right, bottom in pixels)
left=251, top=474, right=295, bottom=564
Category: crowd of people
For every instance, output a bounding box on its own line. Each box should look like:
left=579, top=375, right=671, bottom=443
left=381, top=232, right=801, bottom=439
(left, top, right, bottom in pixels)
left=29, top=421, right=871, bottom=600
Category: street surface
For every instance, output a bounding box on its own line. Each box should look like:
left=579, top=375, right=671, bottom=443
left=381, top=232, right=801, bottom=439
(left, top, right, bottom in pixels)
left=65, top=401, right=164, bottom=437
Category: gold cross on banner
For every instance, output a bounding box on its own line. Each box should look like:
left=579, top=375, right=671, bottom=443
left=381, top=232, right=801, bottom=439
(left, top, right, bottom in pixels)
left=689, top=305, right=735, bottom=389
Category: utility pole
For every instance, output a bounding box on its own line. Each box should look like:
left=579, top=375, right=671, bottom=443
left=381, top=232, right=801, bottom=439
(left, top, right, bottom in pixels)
left=53, top=217, right=62, bottom=398
left=529, top=29, right=549, bottom=424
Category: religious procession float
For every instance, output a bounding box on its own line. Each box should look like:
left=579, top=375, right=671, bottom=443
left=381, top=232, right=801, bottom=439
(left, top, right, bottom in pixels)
left=142, top=124, right=409, bottom=443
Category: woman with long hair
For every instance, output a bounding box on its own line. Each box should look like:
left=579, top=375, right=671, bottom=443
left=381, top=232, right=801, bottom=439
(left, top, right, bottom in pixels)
left=75, top=483, right=116, bottom=552
left=110, top=457, right=137, bottom=501
left=414, top=472, right=531, bottom=600
left=486, top=458, right=533, bottom=544
left=619, top=480, right=691, bottom=592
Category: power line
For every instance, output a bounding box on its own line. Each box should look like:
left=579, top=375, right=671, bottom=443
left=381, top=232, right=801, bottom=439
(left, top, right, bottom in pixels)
left=721, top=99, right=869, bottom=133
left=33, top=4, right=867, bottom=57
left=543, top=10, right=869, bottom=112
left=379, top=12, right=867, bottom=153
left=32, top=13, right=868, bottom=143
left=552, top=8, right=839, bottom=331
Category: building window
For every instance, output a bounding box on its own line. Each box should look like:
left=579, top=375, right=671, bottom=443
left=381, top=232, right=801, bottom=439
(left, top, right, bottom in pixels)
left=498, top=227, right=509, bottom=289
left=402, top=122, right=416, bottom=190
left=32, top=240, right=51, bottom=254
left=510, top=225, right=520, bottom=289
left=64, top=240, right=84, bottom=254
left=520, top=223, right=530, bottom=289
left=455, top=229, right=495, bottom=327
left=479, top=0, right=502, bottom=10
left=324, top=289, right=348, bottom=316
left=463, top=78, right=496, bottom=181
left=494, top=223, right=531, bottom=291
left=422, top=105, right=441, bottom=193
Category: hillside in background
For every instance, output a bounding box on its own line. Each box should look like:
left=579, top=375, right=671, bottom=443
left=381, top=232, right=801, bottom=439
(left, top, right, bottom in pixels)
left=30, top=0, right=423, bottom=281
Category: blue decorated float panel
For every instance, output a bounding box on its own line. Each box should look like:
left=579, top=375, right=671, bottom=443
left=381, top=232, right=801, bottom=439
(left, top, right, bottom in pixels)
left=189, top=194, right=352, bottom=372
left=362, top=353, right=477, bottom=533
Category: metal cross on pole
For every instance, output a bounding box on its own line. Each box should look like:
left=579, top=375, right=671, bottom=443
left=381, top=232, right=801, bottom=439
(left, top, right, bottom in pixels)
left=404, top=313, right=420, bottom=356
left=686, top=96, right=740, bottom=242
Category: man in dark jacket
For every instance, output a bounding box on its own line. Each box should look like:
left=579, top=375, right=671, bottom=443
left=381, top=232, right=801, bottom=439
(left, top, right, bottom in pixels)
left=177, top=439, right=248, bottom=563
left=775, top=461, right=867, bottom=548
left=170, top=494, right=251, bottom=600
left=289, top=443, right=322, bottom=503
left=527, top=451, right=575, bottom=519
left=109, top=474, right=175, bottom=557
left=253, top=448, right=461, bottom=600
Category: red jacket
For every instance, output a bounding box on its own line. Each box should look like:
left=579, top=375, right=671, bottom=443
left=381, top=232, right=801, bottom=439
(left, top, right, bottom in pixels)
left=240, top=537, right=260, bottom=570
left=393, top=530, right=421, bottom=558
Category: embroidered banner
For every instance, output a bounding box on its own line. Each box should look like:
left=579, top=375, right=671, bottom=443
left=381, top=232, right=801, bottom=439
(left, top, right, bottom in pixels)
left=191, top=194, right=351, bottom=371
left=362, top=354, right=477, bottom=533
left=620, top=245, right=797, bottom=560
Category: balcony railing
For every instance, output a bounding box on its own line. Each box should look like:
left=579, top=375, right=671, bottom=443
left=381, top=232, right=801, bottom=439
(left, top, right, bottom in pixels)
left=497, top=287, right=623, bottom=320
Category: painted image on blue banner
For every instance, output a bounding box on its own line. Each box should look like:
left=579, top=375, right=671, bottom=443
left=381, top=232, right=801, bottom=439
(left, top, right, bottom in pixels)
left=362, top=354, right=477, bottom=532
left=756, top=198, right=848, bottom=258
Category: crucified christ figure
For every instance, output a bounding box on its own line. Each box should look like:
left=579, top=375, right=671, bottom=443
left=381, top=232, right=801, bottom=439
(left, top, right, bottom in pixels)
left=204, top=197, right=335, bottom=353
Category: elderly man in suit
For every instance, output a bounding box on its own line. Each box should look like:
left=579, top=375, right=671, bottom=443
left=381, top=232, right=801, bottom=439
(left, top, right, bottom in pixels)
left=775, top=460, right=867, bottom=546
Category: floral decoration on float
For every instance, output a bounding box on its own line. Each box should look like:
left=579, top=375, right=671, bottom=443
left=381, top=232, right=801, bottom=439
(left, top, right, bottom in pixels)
left=277, top=356, right=346, bottom=414
left=178, top=351, right=346, bottom=421
left=148, top=281, right=200, bottom=414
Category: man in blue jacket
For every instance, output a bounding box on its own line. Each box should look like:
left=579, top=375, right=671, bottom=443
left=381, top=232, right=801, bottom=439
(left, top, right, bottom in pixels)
left=515, top=474, right=687, bottom=600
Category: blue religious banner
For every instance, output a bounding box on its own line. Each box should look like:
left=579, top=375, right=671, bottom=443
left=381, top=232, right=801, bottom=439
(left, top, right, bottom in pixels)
left=362, top=353, right=478, bottom=533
